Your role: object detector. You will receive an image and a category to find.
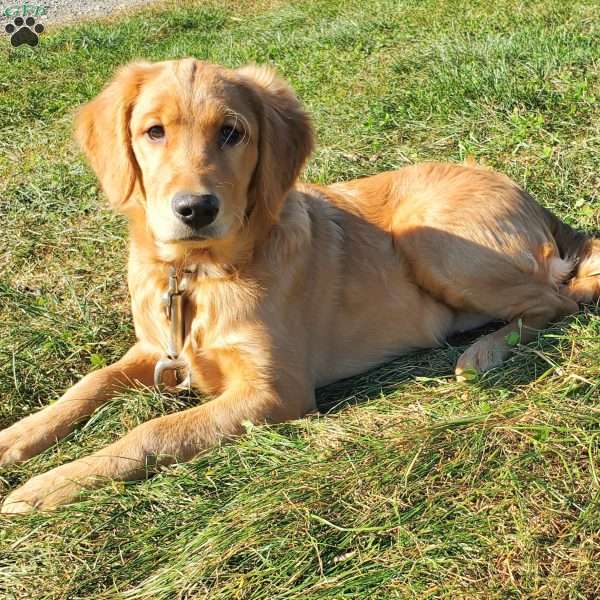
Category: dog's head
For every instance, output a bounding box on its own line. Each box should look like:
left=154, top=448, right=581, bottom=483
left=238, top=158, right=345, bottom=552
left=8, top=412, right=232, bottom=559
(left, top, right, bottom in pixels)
left=75, top=59, right=313, bottom=257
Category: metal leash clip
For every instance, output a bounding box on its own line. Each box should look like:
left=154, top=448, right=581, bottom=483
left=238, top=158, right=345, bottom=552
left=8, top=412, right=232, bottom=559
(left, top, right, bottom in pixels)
left=154, top=267, right=190, bottom=389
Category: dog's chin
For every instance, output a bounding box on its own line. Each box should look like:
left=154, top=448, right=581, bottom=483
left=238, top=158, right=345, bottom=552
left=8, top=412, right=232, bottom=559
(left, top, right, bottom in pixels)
left=154, top=238, right=211, bottom=263
left=153, top=223, right=233, bottom=263
left=171, top=236, right=215, bottom=246
left=157, top=224, right=224, bottom=246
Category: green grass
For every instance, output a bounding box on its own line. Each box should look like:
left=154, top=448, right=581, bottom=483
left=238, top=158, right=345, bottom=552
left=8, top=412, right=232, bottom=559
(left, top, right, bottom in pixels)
left=1, top=0, right=599, bottom=597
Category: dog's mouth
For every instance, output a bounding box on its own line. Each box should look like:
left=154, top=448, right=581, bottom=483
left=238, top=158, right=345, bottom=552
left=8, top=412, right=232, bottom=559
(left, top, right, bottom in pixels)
left=161, top=225, right=222, bottom=245
left=178, top=235, right=211, bottom=242
left=151, top=213, right=236, bottom=249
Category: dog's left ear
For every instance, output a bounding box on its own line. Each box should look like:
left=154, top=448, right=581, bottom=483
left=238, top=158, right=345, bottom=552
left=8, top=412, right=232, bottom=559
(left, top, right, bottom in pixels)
left=237, top=65, right=314, bottom=239
left=75, top=62, right=155, bottom=210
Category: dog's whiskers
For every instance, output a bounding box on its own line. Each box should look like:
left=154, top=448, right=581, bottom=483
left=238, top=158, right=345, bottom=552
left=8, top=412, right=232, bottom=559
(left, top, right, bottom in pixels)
left=225, top=109, right=251, bottom=147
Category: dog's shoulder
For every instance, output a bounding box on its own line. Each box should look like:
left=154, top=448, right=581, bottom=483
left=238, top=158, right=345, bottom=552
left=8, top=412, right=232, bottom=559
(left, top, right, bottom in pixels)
left=262, top=186, right=343, bottom=263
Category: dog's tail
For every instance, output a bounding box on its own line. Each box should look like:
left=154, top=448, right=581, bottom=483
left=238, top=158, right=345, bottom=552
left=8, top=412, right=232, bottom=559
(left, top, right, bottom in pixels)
left=545, top=209, right=600, bottom=303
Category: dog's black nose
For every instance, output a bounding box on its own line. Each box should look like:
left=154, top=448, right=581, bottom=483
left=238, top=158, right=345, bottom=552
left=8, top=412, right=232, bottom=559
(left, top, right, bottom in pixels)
left=172, top=192, right=219, bottom=229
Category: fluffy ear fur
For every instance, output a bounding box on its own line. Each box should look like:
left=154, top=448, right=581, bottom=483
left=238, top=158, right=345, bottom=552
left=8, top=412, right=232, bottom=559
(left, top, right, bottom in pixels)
left=74, top=62, right=154, bottom=210
left=237, top=65, right=314, bottom=239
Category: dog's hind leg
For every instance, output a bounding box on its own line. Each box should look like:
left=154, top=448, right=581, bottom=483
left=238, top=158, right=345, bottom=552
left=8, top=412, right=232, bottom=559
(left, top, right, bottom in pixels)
left=455, top=228, right=600, bottom=379
left=454, top=289, right=577, bottom=380
left=389, top=166, right=599, bottom=378
left=394, top=222, right=581, bottom=379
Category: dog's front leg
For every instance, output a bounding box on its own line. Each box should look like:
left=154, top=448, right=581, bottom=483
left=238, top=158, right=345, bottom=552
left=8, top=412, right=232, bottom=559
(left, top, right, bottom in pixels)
left=1, top=383, right=308, bottom=514
left=0, top=342, right=159, bottom=467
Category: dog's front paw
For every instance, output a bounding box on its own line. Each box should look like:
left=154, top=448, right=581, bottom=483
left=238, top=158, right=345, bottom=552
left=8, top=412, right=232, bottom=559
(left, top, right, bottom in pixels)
left=1, top=465, right=85, bottom=514
left=0, top=421, right=55, bottom=467
left=0, top=424, right=37, bottom=466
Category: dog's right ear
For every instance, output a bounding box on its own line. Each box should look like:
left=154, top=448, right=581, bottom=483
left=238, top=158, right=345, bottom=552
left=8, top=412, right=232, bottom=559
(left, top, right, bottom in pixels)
left=236, top=65, right=314, bottom=241
left=75, top=62, right=154, bottom=209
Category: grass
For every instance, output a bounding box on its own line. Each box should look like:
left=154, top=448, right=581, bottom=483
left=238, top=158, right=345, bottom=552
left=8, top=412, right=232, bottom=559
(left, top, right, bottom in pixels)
left=0, top=0, right=599, bottom=597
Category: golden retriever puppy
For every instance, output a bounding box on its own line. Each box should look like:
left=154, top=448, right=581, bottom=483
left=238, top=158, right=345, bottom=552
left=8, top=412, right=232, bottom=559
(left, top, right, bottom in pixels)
left=1, top=59, right=598, bottom=513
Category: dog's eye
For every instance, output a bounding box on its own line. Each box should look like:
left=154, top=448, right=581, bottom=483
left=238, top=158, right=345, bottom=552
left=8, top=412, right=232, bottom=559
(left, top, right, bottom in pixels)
left=146, top=125, right=165, bottom=141
left=219, top=125, right=242, bottom=147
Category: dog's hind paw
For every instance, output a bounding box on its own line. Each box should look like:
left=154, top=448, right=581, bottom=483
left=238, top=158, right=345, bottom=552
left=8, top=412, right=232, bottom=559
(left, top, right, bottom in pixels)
left=455, top=334, right=511, bottom=381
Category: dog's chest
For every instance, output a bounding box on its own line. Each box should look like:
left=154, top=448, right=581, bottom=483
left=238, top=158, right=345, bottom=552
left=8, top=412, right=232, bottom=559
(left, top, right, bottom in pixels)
left=130, top=271, right=264, bottom=394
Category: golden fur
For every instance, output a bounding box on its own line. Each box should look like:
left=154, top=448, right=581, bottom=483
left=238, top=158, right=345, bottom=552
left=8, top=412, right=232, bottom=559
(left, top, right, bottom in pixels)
left=1, top=59, right=598, bottom=513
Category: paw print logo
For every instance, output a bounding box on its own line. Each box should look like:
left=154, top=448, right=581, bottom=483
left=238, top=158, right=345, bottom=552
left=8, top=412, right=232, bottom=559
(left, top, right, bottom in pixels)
left=5, top=16, right=44, bottom=47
